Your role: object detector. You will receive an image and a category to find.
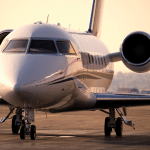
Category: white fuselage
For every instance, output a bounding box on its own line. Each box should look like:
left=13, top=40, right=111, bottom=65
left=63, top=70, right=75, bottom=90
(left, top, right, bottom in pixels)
left=0, top=23, right=114, bottom=111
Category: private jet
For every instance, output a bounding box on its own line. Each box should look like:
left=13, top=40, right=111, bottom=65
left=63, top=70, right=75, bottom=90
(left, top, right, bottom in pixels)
left=0, top=0, right=150, bottom=140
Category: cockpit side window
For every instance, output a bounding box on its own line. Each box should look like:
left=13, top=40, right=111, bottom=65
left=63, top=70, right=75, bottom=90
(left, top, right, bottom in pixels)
left=56, top=41, right=76, bottom=55
left=2, top=40, right=28, bottom=53
left=28, top=40, right=57, bottom=54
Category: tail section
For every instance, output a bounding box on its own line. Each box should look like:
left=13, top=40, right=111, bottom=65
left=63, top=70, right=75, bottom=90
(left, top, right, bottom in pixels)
left=88, top=0, right=104, bottom=38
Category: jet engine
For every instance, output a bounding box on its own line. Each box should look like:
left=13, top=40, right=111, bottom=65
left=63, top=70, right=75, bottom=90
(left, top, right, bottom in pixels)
left=120, top=32, right=150, bottom=73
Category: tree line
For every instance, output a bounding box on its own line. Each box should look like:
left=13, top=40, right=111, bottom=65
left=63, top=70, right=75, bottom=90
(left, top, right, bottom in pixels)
left=107, top=72, right=150, bottom=93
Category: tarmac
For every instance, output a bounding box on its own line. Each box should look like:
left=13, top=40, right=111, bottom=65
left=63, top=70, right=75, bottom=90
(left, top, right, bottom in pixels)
left=0, top=106, right=150, bottom=150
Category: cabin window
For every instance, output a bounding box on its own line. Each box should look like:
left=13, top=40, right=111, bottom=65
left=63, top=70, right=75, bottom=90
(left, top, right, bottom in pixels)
left=103, top=57, right=106, bottom=66
left=88, top=54, right=91, bottom=64
left=91, top=55, right=94, bottom=64
left=29, top=40, right=57, bottom=53
left=101, top=58, right=103, bottom=66
left=56, top=41, right=76, bottom=54
left=2, top=40, right=28, bottom=53
left=98, top=57, right=100, bottom=65
left=95, top=56, right=97, bottom=65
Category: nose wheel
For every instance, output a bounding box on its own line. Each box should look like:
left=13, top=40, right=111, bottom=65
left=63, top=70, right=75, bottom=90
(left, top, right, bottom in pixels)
left=19, top=107, right=36, bottom=140
left=20, top=125, right=26, bottom=139
left=20, top=124, right=36, bottom=140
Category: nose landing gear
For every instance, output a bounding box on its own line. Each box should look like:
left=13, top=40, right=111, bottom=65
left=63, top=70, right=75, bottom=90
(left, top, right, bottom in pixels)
left=20, top=125, right=26, bottom=139
left=20, top=124, right=36, bottom=140
left=20, top=108, right=36, bottom=140
left=12, top=108, right=23, bottom=134
left=11, top=107, right=36, bottom=140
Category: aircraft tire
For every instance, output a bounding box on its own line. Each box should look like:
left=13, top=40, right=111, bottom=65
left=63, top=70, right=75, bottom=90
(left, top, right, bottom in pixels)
left=20, top=125, right=26, bottom=139
left=12, top=115, right=20, bottom=134
left=104, top=117, right=112, bottom=136
left=115, top=117, right=123, bottom=136
left=30, top=125, right=36, bottom=140
left=22, top=119, right=25, bottom=125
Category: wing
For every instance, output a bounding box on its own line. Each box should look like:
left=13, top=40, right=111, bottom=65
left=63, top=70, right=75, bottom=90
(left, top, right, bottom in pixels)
left=94, top=93, right=150, bottom=109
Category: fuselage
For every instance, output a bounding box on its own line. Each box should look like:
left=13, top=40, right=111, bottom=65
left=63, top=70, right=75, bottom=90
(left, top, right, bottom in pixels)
left=0, top=22, right=114, bottom=111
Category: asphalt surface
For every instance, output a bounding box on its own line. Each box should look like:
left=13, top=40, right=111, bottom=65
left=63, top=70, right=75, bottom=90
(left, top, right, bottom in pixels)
left=0, top=106, right=150, bottom=149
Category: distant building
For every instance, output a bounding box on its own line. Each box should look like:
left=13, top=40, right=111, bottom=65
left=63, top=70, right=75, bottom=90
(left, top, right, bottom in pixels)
left=117, top=88, right=139, bottom=94
left=140, top=89, right=150, bottom=94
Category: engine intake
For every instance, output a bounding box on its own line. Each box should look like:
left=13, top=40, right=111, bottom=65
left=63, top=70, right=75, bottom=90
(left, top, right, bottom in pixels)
left=120, top=32, right=150, bottom=73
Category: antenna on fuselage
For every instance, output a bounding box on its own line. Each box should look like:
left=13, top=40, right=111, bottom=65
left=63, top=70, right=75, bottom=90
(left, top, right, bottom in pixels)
left=57, top=23, right=61, bottom=27
left=69, top=24, right=71, bottom=28
left=46, top=14, right=49, bottom=23
left=88, top=0, right=104, bottom=38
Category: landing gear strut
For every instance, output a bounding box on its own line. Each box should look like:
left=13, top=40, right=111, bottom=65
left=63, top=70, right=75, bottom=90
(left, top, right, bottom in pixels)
left=12, top=115, right=20, bottom=134
left=12, top=108, right=23, bottom=134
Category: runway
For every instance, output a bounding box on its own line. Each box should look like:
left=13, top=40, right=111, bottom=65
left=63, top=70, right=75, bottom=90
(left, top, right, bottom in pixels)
left=0, top=106, right=150, bottom=149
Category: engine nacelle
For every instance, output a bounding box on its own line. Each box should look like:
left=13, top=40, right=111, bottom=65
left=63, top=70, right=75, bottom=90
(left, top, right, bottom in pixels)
left=120, top=32, right=150, bottom=73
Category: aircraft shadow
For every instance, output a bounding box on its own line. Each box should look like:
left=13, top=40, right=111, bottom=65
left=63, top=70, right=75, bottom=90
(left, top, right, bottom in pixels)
left=37, top=133, right=150, bottom=146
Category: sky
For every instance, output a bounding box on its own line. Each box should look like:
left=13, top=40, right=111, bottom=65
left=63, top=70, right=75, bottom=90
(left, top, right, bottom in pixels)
left=0, top=0, right=150, bottom=72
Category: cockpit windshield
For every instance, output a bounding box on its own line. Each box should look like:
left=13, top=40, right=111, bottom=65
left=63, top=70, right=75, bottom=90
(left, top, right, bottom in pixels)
left=0, top=40, right=9, bottom=52
left=2, top=40, right=28, bottom=53
left=28, top=40, right=57, bottom=54
left=56, top=41, right=76, bottom=54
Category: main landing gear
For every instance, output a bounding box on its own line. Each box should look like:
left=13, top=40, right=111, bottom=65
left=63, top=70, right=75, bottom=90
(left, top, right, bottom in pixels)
left=104, top=108, right=134, bottom=136
left=11, top=107, right=36, bottom=140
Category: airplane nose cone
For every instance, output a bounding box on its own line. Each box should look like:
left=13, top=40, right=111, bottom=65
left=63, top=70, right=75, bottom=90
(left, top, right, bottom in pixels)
left=0, top=72, right=34, bottom=107
left=0, top=55, right=36, bottom=107
left=0, top=54, right=66, bottom=108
